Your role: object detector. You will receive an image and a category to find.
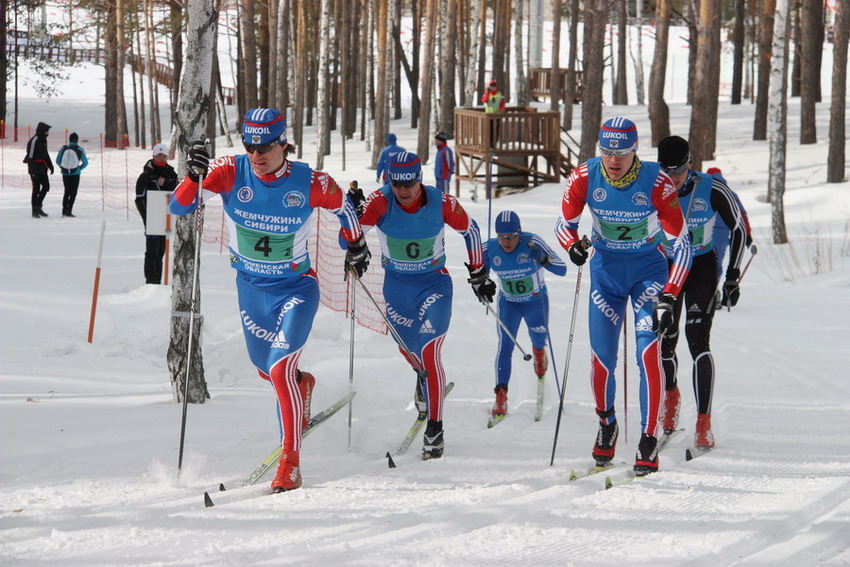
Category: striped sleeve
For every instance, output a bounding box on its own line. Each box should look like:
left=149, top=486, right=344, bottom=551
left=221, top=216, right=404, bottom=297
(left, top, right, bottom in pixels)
left=710, top=179, right=747, bottom=279
left=652, top=173, right=692, bottom=296
left=443, top=194, right=484, bottom=268
left=170, top=156, right=236, bottom=215
left=309, top=171, right=363, bottom=242
left=555, top=163, right=588, bottom=251
left=529, top=233, right=567, bottom=276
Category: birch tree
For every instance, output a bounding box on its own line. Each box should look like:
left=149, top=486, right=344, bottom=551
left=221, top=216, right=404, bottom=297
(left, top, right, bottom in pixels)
left=827, top=0, right=849, bottom=183
left=614, top=0, right=628, bottom=105
left=767, top=0, right=789, bottom=244
left=316, top=0, right=331, bottom=169
left=168, top=0, right=216, bottom=404
left=463, top=0, right=483, bottom=107
left=417, top=0, right=438, bottom=161
left=648, top=0, right=671, bottom=144
left=579, top=0, right=606, bottom=162
left=753, top=0, right=775, bottom=140
left=562, top=0, right=579, bottom=130
left=439, top=0, right=458, bottom=134
left=632, top=0, right=646, bottom=105
left=550, top=0, right=562, bottom=113
left=513, top=0, right=528, bottom=106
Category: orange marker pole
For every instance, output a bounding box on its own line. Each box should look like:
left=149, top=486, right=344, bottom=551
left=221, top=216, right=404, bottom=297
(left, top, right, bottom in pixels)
left=87, top=220, right=107, bottom=343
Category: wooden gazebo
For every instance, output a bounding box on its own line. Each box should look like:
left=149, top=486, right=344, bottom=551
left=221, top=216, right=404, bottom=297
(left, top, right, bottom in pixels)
left=528, top=68, right=583, bottom=103
left=453, top=106, right=573, bottom=197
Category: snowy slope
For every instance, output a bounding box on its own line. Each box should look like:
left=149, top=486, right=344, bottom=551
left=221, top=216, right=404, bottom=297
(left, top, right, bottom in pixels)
left=2, top=57, right=850, bottom=566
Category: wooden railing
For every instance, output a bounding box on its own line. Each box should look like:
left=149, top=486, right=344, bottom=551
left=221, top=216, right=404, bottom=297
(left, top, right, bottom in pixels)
left=528, top=67, right=583, bottom=103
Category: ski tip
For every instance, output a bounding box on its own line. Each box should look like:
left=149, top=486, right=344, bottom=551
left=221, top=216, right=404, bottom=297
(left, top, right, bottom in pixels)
left=203, top=492, right=215, bottom=508
left=569, top=470, right=578, bottom=481
left=685, top=449, right=694, bottom=461
left=218, top=483, right=226, bottom=492
left=604, top=477, right=613, bottom=490
left=386, top=451, right=397, bottom=469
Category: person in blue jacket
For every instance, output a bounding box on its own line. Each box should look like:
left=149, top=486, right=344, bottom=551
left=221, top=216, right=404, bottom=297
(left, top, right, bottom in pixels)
left=433, top=132, right=454, bottom=194
left=56, top=132, right=89, bottom=217
left=376, top=133, right=405, bottom=184
left=485, top=210, right=566, bottom=417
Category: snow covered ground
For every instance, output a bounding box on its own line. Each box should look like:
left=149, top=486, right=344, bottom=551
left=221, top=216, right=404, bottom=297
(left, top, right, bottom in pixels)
left=2, top=52, right=850, bottom=566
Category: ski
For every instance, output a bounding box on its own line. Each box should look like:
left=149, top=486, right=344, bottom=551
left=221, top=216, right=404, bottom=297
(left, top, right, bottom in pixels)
left=569, top=462, right=615, bottom=481
left=685, top=446, right=712, bottom=461
left=486, top=412, right=507, bottom=429
left=391, top=381, right=454, bottom=458
left=534, top=376, right=544, bottom=422
left=657, top=427, right=685, bottom=452
left=602, top=429, right=684, bottom=490
left=240, top=390, right=357, bottom=488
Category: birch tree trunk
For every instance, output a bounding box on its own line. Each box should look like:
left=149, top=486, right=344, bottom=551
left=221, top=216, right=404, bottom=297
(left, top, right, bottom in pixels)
left=167, top=0, right=216, bottom=404
left=562, top=0, right=579, bottom=130
left=371, top=0, right=389, bottom=167
left=439, top=0, right=458, bottom=134
left=463, top=0, right=483, bottom=107
left=648, top=0, right=671, bottom=145
left=614, top=0, right=628, bottom=105
left=513, top=0, right=527, bottom=107
left=767, top=0, right=789, bottom=244
left=239, top=0, right=258, bottom=108
left=730, top=0, right=745, bottom=104
left=550, top=0, right=562, bottom=112
left=115, top=0, right=128, bottom=147
left=826, top=0, right=848, bottom=183
left=316, top=0, right=331, bottom=169
left=632, top=0, right=645, bottom=105
left=753, top=0, right=775, bottom=140
left=417, top=0, right=438, bottom=161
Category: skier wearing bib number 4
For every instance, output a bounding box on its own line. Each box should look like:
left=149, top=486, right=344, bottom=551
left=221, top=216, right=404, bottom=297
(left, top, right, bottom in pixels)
left=484, top=210, right=566, bottom=420
left=358, top=151, right=492, bottom=460
left=555, top=117, right=692, bottom=476
left=170, top=108, right=369, bottom=493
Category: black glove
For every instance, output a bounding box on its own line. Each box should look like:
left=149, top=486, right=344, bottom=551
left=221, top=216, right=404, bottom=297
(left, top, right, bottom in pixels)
left=344, top=235, right=370, bottom=279
left=466, top=263, right=496, bottom=304
left=187, top=140, right=210, bottom=182
left=568, top=239, right=589, bottom=266
left=347, top=181, right=365, bottom=218
left=721, top=268, right=740, bottom=308
left=652, top=292, right=677, bottom=337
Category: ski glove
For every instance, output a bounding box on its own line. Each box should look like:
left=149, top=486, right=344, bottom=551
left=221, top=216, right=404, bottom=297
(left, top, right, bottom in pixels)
left=466, top=263, right=497, bottom=304
left=567, top=237, right=591, bottom=266
left=187, top=140, right=210, bottom=182
left=652, top=292, right=677, bottom=337
left=344, top=235, right=370, bottom=279
left=347, top=181, right=365, bottom=218
left=721, top=268, right=741, bottom=308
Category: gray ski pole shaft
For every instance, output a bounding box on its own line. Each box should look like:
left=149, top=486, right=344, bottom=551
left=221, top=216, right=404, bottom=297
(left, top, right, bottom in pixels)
left=484, top=302, right=532, bottom=361
left=177, top=144, right=208, bottom=476
left=550, top=260, right=585, bottom=466
left=347, top=278, right=356, bottom=451
left=349, top=270, right=428, bottom=381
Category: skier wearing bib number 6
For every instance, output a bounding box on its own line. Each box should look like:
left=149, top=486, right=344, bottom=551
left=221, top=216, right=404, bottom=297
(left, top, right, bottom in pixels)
left=484, top=210, right=566, bottom=420
left=357, top=151, right=493, bottom=460
left=170, top=108, right=369, bottom=493
left=554, top=117, right=692, bottom=476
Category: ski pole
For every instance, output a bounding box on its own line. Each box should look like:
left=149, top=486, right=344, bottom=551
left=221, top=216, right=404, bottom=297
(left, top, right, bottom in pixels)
left=622, top=311, right=628, bottom=444
left=739, top=243, right=758, bottom=282
left=549, top=238, right=588, bottom=466
left=484, top=302, right=532, bottom=361
left=349, top=270, right=428, bottom=382
left=177, top=140, right=208, bottom=476
left=347, top=278, right=356, bottom=452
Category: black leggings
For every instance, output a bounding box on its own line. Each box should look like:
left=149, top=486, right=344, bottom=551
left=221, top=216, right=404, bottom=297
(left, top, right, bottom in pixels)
left=661, top=252, right=718, bottom=415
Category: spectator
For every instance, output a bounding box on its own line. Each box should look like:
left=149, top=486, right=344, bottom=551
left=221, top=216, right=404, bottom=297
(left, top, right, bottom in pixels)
left=24, top=122, right=54, bottom=218
left=433, top=132, right=455, bottom=194
left=56, top=132, right=89, bottom=217
left=135, top=143, right=178, bottom=284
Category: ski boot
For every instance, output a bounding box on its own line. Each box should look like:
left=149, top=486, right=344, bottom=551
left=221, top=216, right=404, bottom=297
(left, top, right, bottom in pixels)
left=694, top=413, right=716, bottom=449
left=634, top=433, right=659, bottom=476
left=492, top=385, right=508, bottom=417
left=298, top=371, right=315, bottom=432
left=271, top=449, right=302, bottom=492
left=532, top=347, right=548, bottom=378
left=422, top=419, right=444, bottom=460
left=414, top=376, right=427, bottom=415
left=660, top=386, right=680, bottom=434
left=592, top=409, right=619, bottom=466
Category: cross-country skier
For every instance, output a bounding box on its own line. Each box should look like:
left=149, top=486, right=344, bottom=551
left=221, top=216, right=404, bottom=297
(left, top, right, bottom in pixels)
left=358, top=151, right=494, bottom=459
left=555, top=117, right=692, bottom=476
left=169, top=108, right=369, bottom=493
left=484, top=210, right=566, bottom=418
left=376, top=133, right=405, bottom=184
left=656, top=137, right=748, bottom=451
left=706, top=167, right=753, bottom=281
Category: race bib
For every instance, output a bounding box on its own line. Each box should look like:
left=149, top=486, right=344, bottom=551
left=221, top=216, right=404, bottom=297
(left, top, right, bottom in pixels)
left=500, top=275, right=534, bottom=297
left=235, top=225, right=295, bottom=262
left=597, top=216, right=650, bottom=242
left=386, top=235, right=436, bottom=262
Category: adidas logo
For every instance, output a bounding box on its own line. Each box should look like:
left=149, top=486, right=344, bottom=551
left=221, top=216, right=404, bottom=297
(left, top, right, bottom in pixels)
left=634, top=315, right=654, bottom=332
left=688, top=303, right=701, bottom=313
left=420, top=319, right=436, bottom=334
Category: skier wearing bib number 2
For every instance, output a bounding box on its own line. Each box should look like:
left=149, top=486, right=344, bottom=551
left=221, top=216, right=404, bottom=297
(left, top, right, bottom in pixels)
left=358, top=151, right=493, bottom=460
left=170, top=108, right=369, bottom=492
left=484, top=210, right=566, bottom=418
left=555, top=117, right=692, bottom=476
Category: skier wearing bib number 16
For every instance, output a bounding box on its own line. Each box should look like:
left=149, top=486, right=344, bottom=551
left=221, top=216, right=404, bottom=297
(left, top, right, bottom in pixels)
left=554, top=117, right=692, bottom=476
left=484, top=210, right=566, bottom=421
left=358, top=151, right=493, bottom=460
left=169, top=108, right=369, bottom=493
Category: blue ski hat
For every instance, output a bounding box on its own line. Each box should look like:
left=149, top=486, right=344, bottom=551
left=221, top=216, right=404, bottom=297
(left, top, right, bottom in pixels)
left=388, top=151, right=423, bottom=183
left=387, top=133, right=397, bottom=145
left=495, top=210, right=521, bottom=234
left=598, top=117, right=638, bottom=151
left=242, top=108, right=287, bottom=145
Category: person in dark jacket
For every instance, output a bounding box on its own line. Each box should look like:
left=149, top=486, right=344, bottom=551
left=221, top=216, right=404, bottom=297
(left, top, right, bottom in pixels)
left=24, top=122, right=54, bottom=218
left=56, top=132, right=90, bottom=217
left=135, top=143, right=178, bottom=284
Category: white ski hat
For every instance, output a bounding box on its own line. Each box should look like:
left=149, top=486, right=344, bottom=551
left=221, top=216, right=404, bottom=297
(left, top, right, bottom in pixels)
left=152, top=143, right=169, bottom=157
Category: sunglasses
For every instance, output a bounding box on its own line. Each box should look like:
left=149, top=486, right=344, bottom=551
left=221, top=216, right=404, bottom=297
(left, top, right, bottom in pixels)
left=661, top=162, right=690, bottom=176
left=497, top=233, right=519, bottom=241
left=243, top=141, right=279, bottom=155
left=599, top=146, right=636, bottom=158
left=390, top=179, right=419, bottom=189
